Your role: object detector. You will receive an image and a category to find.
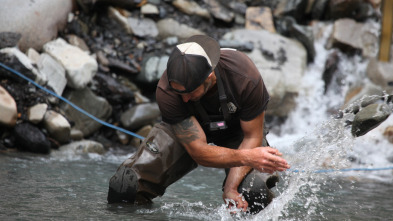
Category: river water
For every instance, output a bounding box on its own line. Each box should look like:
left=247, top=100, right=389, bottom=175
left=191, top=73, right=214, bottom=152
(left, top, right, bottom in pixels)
left=1, top=21, right=393, bottom=220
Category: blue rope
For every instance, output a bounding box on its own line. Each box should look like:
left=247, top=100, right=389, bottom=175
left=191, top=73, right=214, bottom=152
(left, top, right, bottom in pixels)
left=0, top=62, right=145, bottom=140
left=289, top=166, right=393, bottom=173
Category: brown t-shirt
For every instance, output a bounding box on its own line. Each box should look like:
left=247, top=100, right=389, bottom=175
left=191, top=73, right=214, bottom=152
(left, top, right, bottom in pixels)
left=156, top=49, right=269, bottom=143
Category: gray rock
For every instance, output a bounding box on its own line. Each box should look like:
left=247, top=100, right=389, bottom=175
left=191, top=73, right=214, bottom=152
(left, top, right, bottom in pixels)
left=223, top=29, right=307, bottom=117
left=14, top=122, right=51, bottom=154
left=141, top=3, right=160, bottom=15
left=204, top=0, right=235, bottom=23
left=43, top=110, right=71, bottom=144
left=0, top=32, right=21, bottom=48
left=59, top=140, right=105, bottom=155
left=327, top=18, right=379, bottom=57
left=0, top=85, right=17, bottom=127
left=43, top=38, right=98, bottom=90
left=128, top=17, right=159, bottom=38
left=0, top=0, right=72, bottom=52
left=156, top=18, right=205, bottom=40
left=366, top=58, right=393, bottom=94
left=0, top=47, right=47, bottom=85
left=61, top=88, right=112, bottom=137
left=120, top=103, right=160, bottom=130
left=27, top=103, right=48, bottom=124
left=138, top=55, right=169, bottom=85
left=37, top=53, right=67, bottom=96
left=172, top=0, right=211, bottom=19
left=65, top=34, right=90, bottom=52
left=70, top=128, right=84, bottom=141
left=219, top=39, right=254, bottom=52
left=245, top=7, right=276, bottom=33
left=352, top=103, right=392, bottom=137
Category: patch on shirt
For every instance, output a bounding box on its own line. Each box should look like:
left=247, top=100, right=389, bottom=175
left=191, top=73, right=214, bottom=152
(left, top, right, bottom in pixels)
left=221, top=102, right=238, bottom=114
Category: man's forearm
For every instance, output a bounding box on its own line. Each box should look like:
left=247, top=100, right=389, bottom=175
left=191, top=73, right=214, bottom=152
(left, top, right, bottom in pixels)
left=223, top=136, right=262, bottom=192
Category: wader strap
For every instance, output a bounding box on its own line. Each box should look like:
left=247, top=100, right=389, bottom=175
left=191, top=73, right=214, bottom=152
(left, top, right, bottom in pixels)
left=194, top=100, right=210, bottom=126
left=215, top=68, right=231, bottom=122
left=192, top=68, right=231, bottom=126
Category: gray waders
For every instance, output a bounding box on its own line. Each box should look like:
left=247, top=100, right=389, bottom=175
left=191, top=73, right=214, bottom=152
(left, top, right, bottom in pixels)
left=107, top=122, right=279, bottom=214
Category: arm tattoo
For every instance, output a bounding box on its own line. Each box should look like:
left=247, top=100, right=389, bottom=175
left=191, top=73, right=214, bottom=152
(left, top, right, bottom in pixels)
left=173, top=118, right=200, bottom=144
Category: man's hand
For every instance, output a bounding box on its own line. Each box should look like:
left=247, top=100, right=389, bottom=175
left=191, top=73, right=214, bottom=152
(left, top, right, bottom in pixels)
left=246, top=147, right=290, bottom=173
left=223, top=188, right=248, bottom=212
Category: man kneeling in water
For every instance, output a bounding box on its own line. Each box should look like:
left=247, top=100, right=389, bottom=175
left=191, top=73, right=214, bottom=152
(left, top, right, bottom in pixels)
left=107, top=35, right=290, bottom=214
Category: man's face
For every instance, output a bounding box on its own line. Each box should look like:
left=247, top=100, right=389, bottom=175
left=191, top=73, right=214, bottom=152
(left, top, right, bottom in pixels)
left=170, top=81, right=207, bottom=102
left=170, top=73, right=214, bottom=103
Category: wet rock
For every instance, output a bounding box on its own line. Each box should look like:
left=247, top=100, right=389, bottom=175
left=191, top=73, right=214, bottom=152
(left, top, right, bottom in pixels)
left=26, top=48, right=41, bottom=64
left=322, top=50, right=340, bottom=94
left=43, top=110, right=71, bottom=144
left=366, top=58, right=393, bottom=94
left=274, top=0, right=308, bottom=24
left=275, top=16, right=315, bottom=63
left=0, top=47, right=47, bottom=85
left=0, top=85, right=17, bottom=127
left=223, top=29, right=307, bottom=117
left=0, top=32, right=22, bottom=49
left=172, top=0, right=211, bottom=19
left=218, top=39, right=254, bottom=52
left=65, top=34, right=90, bottom=52
left=93, top=73, right=135, bottom=105
left=27, top=103, right=48, bottom=124
left=351, top=103, right=392, bottom=137
left=134, top=91, right=151, bottom=104
left=116, top=130, right=130, bottom=145
left=81, top=0, right=146, bottom=10
left=327, top=18, right=379, bottom=57
left=343, top=82, right=384, bottom=113
left=59, top=140, right=105, bottom=155
left=128, top=17, right=159, bottom=38
left=108, top=7, right=133, bottom=34
left=130, top=124, right=152, bottom=147
left=163, top=36, right=179, bottom=46
left=310, top=0, right=329, bottom=20
left=156, top=18, right=205, bottom=40
left=107, top=58, right=140, bottom=75
left=61, top=87, right=112, bottom=137
left=43, top=38, right=98, bottom=90
left=37, top=53, right=67, bottom=96
left=325, top=0, right=376, bottom=21
left=141, top=3, right=160, bottom=16
left=14, top=122, right=51, bottom=154
left=226, top=1, right=248, bottom=15
left=205, top=0, right=235, bottom=23
left=0, top=0, right=72, bottom=52
left=120, top=103, right=160, bottom=130
left=70, top=128, right=84, bottom=141
left=136, top=55, right=168, bottom=87
left=245, top=7, right=275, bottom=32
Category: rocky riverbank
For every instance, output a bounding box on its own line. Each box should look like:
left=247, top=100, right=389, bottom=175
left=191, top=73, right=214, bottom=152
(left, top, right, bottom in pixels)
left=0, top=0, right=392, bottom=155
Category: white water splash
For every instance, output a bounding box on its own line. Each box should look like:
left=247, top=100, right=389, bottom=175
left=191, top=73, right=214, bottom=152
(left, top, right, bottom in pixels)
left=253, top=19, right=392, bottom=220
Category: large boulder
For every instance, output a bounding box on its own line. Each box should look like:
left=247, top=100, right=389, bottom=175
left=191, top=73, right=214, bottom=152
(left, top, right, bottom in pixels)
left=43, top=38, right=98, bottom=90
left=61, top=88, right=112, bottom=137
left=222, top=29, right=307, bottom=117
left=0, top=86, right=17, bottom=127
left=0, top=0, right=73, bottom=52
left=327, top=18, right=379, bottom=57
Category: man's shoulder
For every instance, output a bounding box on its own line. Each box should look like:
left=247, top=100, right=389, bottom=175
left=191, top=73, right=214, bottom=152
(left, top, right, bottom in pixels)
left=219, top=49, right=261, bottom=85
